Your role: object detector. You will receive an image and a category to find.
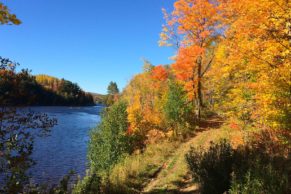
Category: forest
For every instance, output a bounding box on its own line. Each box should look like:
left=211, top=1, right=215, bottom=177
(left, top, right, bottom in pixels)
left=0, top=57, right=95, bottom=106
left=0, top=0, right=290, bottom=194
left=75, top=0, right=290, bottom=193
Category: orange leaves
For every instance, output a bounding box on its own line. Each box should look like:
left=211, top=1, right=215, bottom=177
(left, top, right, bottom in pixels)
left=172, top=45, right=206, bottom=101
left=161, top=0, right=222, bottom=110
left=127, top=125, right=134, bottom=135
left=123, top=65, right=170, bottom=134
left=161, top=0, right=221, bottom=48
left=151, top=65, right=168, bottom=81
left=200, top=30, right=211, bottom=39
left=173, top=45, right=204, bottom=76
left=229, top=122, right=240, bottom=130
left=171, top=0, right=220, bottom=42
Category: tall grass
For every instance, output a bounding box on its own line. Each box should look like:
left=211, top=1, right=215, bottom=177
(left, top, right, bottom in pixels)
left=108, top=141, right=179, bottom=193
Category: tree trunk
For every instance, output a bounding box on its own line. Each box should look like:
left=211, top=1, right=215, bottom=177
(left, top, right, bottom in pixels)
left=196, top=57, right=203, bottom=122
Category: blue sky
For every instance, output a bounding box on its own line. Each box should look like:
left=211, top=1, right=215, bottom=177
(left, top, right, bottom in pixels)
left=0, top=0, right=176, bottom=94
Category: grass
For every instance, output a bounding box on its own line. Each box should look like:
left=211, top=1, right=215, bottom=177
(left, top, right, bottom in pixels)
left=107, top=118, right=249, bottom=194
left=108, top=140, right=180, bottom=193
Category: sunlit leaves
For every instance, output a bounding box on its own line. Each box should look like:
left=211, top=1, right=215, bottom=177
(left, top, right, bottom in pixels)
left=160, top=0, right=290, bottom=129
left=207, top=0, right=291, bottom=129
left=151, top=65, right=168, bottom=81
left=0, top=2, right=21, bottom=25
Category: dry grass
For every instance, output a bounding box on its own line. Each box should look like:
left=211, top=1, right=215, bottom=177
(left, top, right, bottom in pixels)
left=108, top=140, right=180, bottom=193
left=141, top=122, right=248, bottom=193
left=108, top=118, right=249, bottom=194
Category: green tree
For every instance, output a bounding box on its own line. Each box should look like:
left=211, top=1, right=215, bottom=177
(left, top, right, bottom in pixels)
left=107, top=81, right=119, bottom=95
left=163, top=81, right=192, bottom=136
left=88, top=101, right=132, bottom=176
left=105, top=81, right=119, bottom=106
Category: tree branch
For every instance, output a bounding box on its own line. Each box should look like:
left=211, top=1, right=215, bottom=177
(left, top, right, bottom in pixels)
left=201, top=55, right=215, bottom=77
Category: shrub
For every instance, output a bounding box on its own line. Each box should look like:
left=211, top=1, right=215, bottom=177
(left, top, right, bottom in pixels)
left=230, top=165, right=288, bottom=194
left=230, top=137, right=289, bottom=194
left=73, top=173, right=102, bottom=194
left=186, top=131, right=290, bottom=194
left=186, top=140, right=234, bottom=194
left=88, top=100, right=133, bottom=176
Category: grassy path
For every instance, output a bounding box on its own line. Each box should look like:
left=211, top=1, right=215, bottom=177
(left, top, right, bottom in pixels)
left=142, top=117, right=239, bottom=194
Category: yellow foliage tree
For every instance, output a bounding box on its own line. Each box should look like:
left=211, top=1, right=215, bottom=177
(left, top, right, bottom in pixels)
left=208, top=0, right=291, bottom=129
left=122, top=65, right=169, bottom=135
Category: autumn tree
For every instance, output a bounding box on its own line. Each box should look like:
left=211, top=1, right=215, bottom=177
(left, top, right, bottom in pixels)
left=123, top=63, right=169, bottom=136
left=161, top=0, right=222, bottom=121
left=0, top=58, right=43, bottom=106
left=0, top=59, right=57, bottom=193
left=0, top=2, right=21, bottom=25
left=209, top=0, right=291, bottom=129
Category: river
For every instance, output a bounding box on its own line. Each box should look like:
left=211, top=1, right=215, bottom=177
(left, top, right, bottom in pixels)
left=27, top=106, right=103, bottom=186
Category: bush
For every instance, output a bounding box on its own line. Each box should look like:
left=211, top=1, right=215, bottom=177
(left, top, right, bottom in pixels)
left=73, top=173, right=102, bottom=194
left=230, top=165, right=288, bottom=194
left=88, top=100, right=133, bottom=176
left=186, top=140, right=234, bottom=194
left=186, top=131, right=290, bottom=194
left=230, top=138, right=289, bottom=194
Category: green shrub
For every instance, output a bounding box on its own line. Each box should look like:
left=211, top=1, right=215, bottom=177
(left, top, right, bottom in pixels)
left=230, top=142, right=289, bottom=194
left=230, top=165, right=288, bottom=194
left=186, top=140, right=234, bottom=194
left=163, top=81, right=194, bottom=136
left=186, top=134, right=290, bottom=194
left=88, top=100, right=133, bottom=176
left=73, top=173, right=101, bottom=194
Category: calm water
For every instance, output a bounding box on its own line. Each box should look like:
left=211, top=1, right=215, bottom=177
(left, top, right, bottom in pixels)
left=28, top=106, right=102, bottom=185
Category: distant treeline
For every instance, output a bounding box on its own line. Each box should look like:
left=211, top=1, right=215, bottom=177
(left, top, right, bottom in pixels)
left=35, top=74, right=95, bottom=106
left=89, top=81, right=120, bottom=106
left=0, top=58, right=95, bottom=106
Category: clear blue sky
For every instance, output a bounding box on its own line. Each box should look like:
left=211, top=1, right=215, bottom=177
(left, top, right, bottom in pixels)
left=0, top=0, right=176, bottom=94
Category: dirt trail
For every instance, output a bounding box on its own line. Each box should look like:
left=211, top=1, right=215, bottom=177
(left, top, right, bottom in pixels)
left=142, top=117, right=225, bottom=194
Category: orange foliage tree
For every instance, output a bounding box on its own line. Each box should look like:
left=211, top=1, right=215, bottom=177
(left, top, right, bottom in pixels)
left=161, top=0, right=222, bottom=120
